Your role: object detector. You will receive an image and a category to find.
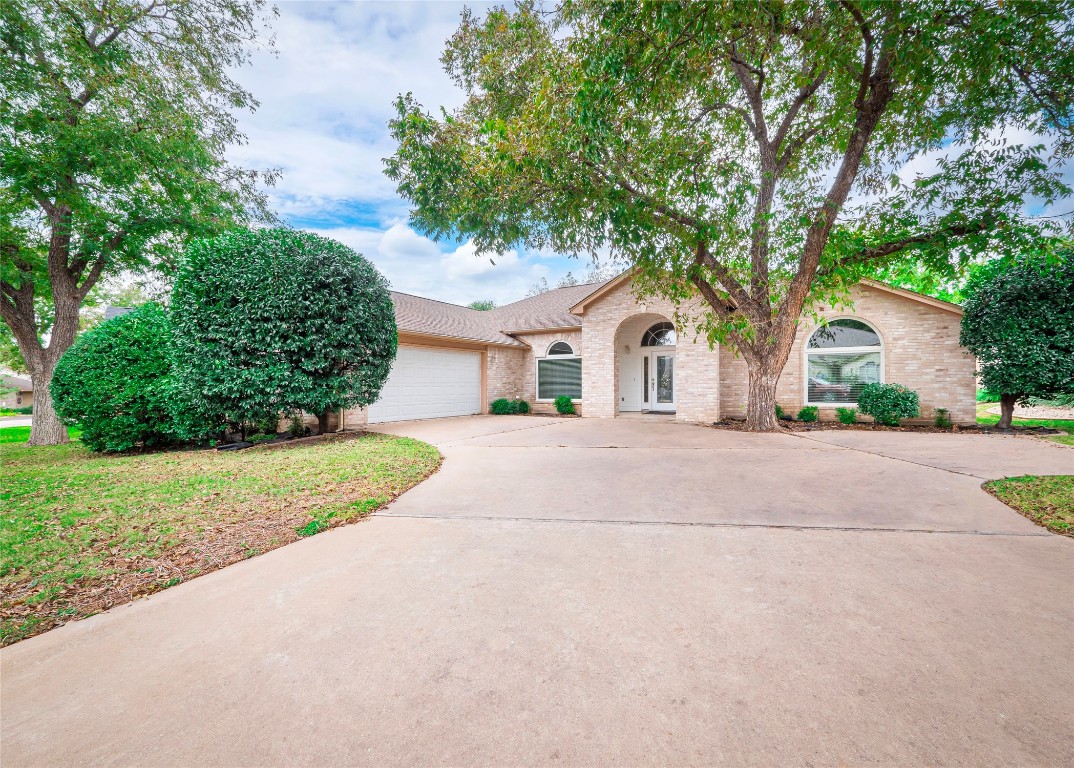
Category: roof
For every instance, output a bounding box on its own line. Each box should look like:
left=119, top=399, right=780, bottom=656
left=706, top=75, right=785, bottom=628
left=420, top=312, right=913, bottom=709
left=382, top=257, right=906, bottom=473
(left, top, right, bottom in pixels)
left=390, top=280, right=614, bottom=348
left=1, top=372, right=32, bottom=392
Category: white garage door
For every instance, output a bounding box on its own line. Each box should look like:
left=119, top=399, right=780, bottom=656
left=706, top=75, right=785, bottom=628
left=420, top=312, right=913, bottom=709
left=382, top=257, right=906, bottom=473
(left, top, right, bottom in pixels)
left=367, top=345, right=482, bottom=423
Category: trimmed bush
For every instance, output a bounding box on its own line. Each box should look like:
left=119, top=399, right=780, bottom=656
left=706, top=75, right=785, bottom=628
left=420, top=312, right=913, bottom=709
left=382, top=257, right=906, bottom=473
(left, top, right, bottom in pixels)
left=172, top=228, right=396, bottom=435
left=858, top=382, right=919, bottom=426
left=796, top=406, right=819, bottom=422
left=835, top=407, right=857, bottom=425
left=554, top=395, right=575, bottom=414
left=51, top=303, right=196, bottom=452
left=774, top=403, right=785, bottom=419
left=934, top=408, right=952, bottom=428
left=515, top=399, right=530, bottom=414
left=490, top=398, right=515, bottom=415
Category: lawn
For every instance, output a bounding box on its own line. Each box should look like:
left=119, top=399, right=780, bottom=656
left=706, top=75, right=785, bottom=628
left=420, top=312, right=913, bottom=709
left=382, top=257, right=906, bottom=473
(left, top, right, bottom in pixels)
left=976, top=403, right=1074, bottom=447
left=1, top=429, right=440, bottom=644
left=985, top=475, right=1074, bottom=537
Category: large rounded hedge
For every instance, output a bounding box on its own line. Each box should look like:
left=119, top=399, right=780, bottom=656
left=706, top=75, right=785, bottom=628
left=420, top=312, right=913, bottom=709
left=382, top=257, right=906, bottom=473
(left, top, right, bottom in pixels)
left=171, top=228, right=397, bottom=432
left=51, top=303, right=181, bottom=452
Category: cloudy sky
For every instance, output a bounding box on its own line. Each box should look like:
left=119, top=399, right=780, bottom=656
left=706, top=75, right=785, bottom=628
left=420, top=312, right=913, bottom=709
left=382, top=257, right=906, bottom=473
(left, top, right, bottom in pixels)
left=227, top=1, right=1070, bottom=307
left=227, top=0, right=591, bottom=306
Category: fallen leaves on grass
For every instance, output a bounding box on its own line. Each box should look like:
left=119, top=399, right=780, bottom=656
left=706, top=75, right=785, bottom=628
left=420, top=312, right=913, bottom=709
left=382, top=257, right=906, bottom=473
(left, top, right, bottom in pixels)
left=1, top=432, right=441, bottom=644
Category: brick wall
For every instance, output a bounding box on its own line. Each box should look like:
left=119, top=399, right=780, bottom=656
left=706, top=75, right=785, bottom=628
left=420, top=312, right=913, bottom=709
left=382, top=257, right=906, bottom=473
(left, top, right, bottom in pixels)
left=719, top=284, right=977, bottom=424
left=580, top=280, right=721, bottom=422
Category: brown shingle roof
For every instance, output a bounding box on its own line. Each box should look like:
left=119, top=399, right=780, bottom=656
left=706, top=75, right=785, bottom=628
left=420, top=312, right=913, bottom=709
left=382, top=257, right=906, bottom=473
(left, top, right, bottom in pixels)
left=389, top=279, right=614, bottom=348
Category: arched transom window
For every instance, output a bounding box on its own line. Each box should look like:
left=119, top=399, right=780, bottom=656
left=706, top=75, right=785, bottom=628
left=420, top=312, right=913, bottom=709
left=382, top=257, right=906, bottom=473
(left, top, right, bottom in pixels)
left=547, top=341, right=574, bottom=356
left=538, top=340, right=582, bottom=401
left=805, top=318, right=882, bottom=405
left=641, top=322, right=676, bottom=347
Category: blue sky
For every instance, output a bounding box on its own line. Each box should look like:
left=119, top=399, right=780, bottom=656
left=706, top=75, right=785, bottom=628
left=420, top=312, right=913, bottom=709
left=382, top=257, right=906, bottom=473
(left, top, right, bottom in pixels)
left=227, top=1, right=1071, bottom=306
left=227, top=0, right=589, bottom=306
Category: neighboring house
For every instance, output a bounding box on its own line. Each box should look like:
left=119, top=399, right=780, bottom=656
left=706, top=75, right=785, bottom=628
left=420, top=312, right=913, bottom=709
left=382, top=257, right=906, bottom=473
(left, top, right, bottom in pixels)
left=342, top=273, right=976, bottom=427
left=1, top=372, right=33, bottom=410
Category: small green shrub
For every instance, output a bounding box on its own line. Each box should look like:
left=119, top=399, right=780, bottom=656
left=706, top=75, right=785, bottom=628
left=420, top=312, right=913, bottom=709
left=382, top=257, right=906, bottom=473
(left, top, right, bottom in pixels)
left=934, top=408, right=952, bottom=428
left=858, top=382, right=920, bottom=426
left=490, top=398, right=516, bottom=415
left=836, top=407, right=857, bottom=425
left=287, top=413, right=309, bottom=437
left=774, top=403, right=784, bottom=419
left=797, top=406, right=819, bottom=422
left=515, top=399, right=530, bottom=414
left=7, top=405, right=33, bottom=415
left=554, top=395, right=575, bottom=414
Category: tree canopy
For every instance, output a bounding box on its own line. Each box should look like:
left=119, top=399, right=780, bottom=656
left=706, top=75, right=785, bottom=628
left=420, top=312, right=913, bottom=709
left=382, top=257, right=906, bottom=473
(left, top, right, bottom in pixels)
left=0, top=0, right=275, bottom=444
left=170, top=229, right=397, bottom=436
left=960, top=244, right=1074, bottom=428
left=387, top=0, right=1072, bottom=429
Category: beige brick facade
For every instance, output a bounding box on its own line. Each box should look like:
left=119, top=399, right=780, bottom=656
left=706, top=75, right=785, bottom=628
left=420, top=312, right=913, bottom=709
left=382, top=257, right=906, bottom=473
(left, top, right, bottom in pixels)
left=719, top=284, right=976, bottom=424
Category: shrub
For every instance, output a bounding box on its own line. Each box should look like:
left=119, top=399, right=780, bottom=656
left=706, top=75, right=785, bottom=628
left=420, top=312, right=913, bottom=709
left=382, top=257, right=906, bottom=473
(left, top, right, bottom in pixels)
left=797, top=406, right=819, bottom=422
left=172, top=228, right=397, bottom=436
left=774, top=403, right=784, bottom=419
left=1024, top=392, right=1074, bottom=408
left=934, top=408, right=952, bottom=428
left=515, top=399, right=530, bottom=414
left=51, top=304, right=197, bottom=452
left=835, top=407, right=857, bottom=425
left=857, top=382, right=919, bottom=426
left=490, top=398, right=516, bottom=415
left=976, top=389, right=1000, bottom=403
left=554, top=395, right=575, bottom=414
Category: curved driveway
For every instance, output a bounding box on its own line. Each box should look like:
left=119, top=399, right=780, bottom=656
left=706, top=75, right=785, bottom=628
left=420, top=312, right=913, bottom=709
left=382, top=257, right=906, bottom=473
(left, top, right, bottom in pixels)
left=3, top=416, right=1072, bottom=766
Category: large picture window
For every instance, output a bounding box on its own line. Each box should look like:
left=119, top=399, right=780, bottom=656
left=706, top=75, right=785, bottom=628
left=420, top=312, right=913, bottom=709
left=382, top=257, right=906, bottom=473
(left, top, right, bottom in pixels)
left=537, top=341, right=582, bottom=400
left=805, top=319, right=882, bottom=405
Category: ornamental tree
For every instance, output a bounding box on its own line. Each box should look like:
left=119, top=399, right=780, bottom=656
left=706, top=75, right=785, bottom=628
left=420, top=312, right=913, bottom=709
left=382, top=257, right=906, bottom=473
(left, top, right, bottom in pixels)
left=0, top=0, right=274, bottom=445
left=171, top=229, right=397, bottom=436
left=386, top=0, right=1072, bottom=430
left=50, top=303, right=180, bottom=452
left=960, top=247, right=1074, bottom=429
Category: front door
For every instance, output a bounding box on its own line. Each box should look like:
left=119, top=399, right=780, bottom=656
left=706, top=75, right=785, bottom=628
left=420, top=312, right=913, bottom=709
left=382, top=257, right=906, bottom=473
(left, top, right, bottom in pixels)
left=644, top=351, right=675, bottom=412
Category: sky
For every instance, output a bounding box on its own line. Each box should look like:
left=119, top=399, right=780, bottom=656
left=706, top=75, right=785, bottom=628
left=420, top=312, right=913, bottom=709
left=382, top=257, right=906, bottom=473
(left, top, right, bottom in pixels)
left=226, top=1, right=1072, bottom=308
left=226, top=0, right=592, bottom=307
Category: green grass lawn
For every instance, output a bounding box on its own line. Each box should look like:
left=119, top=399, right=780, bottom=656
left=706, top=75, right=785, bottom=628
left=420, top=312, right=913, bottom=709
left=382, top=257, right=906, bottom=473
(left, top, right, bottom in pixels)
left=1, top=428, right=440, bottom=645
left=976, top=403, right=1074, bottom=446
left=985, top=475, right=1074, bottom=537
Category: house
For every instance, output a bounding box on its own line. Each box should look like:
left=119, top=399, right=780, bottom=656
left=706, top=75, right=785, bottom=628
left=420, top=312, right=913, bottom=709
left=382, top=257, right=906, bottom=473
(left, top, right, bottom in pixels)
left=340, top=272, right=977, bottom=427
left=1, top=372, right=33, bottom=410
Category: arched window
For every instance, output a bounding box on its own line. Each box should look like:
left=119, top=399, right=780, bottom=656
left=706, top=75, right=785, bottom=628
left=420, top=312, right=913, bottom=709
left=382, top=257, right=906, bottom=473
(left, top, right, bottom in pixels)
left=641, top=322, right=676, bottom=347
left=538, top=340, right=582, bottom=401
left=805, top=318, right=882, bottom=405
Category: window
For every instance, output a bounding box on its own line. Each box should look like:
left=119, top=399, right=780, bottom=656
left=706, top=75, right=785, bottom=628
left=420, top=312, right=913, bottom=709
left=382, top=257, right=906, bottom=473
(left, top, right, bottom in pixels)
left=641, top=322, right=676, bottom=347
left=805, top=319, right=882, bottom=405
left=537, top=341, right=582, bottom=400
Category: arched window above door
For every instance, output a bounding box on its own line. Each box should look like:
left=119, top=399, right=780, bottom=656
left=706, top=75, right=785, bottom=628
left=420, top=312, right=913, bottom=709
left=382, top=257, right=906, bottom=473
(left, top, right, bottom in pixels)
left=805, top=318, right=883, bottom=405
left=641, top=322, right=676, bottom=347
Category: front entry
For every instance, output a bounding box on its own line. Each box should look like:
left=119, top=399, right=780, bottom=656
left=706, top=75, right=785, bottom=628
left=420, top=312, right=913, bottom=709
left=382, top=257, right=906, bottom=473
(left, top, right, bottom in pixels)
left=640, top=321, right=677, bottom=413
left=643, top=351, right=676, bottom=412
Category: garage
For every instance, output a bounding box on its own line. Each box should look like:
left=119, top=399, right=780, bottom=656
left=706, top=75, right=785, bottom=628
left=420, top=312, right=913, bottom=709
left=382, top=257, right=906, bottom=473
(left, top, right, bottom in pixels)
left=366, top=345, right=483, bottom=423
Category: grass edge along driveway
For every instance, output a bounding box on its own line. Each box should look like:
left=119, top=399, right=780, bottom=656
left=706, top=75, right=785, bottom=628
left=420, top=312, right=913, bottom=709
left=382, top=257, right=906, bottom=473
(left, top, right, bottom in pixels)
left=1, top=428, right=440, bottom=645
left=984, top=475, right=1074, bottom=537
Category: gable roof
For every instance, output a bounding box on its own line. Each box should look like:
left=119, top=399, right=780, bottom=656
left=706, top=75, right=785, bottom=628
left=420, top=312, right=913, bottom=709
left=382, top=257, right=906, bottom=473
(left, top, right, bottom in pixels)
left=489, top=280, right=612, bottom=332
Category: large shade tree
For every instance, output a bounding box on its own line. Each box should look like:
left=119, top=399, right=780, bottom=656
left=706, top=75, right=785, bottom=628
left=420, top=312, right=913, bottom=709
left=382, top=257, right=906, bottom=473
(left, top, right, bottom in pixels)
left=0, top=0, right=274, bottom=445
left=387, top=0, right=1072, bottom=430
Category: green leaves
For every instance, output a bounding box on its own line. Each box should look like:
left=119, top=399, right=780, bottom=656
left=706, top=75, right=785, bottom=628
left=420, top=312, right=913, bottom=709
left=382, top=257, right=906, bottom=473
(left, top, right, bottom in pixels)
left=170, top=228, right=398, bottom=430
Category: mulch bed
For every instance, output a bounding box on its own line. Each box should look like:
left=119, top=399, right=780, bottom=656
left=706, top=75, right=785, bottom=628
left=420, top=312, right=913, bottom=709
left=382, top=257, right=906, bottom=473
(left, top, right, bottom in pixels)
left=709, top=419, right=1063, bottom=435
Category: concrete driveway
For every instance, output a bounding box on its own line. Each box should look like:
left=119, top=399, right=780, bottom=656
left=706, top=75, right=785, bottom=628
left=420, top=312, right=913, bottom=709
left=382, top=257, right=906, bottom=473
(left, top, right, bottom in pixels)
left=2, top=417, right=1072, bottom=766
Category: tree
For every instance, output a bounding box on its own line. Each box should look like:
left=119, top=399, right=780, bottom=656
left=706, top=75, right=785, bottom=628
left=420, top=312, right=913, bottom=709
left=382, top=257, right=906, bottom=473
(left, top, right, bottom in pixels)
left=960, top=247, right=1074, bottom=429
left=386, top=1, right=1072, bottom=430
left=0, top=0, right=274, bottom=445
left=171, top=228, right=397, bottom=437
left=467, top=299, right=496, bottom=310
left=50, top=303, right=185, bottom=452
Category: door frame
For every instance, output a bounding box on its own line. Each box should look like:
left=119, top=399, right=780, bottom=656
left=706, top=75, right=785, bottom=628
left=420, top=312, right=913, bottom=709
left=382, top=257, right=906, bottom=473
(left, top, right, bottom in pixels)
left=642, top=348, right=676, bottom=412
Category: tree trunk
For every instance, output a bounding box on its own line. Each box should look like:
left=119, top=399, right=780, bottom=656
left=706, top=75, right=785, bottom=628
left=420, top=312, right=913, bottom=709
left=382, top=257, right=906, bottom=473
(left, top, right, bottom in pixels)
left=27, top=359, right=69, bottom=446
left=317, top=410, right=330, bottom=435
left=744, top=361, right=781, bottom=432
left=997, top=393, right=1018, bottom=430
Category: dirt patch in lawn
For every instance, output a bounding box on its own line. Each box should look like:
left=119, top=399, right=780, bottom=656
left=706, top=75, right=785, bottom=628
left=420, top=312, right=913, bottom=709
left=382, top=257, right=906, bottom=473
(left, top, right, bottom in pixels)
left=984, top=475, right=1074, bottom=537
left=1, top=431, right=441, bottom=645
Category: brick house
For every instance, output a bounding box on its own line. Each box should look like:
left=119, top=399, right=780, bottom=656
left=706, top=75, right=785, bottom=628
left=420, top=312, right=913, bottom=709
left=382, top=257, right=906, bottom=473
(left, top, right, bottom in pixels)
left=340, top=272, right=976, bottom=428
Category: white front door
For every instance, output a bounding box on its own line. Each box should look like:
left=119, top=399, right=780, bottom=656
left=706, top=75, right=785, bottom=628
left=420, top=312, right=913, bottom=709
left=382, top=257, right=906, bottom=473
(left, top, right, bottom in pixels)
left=643, top=350, right=675, bottom=412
